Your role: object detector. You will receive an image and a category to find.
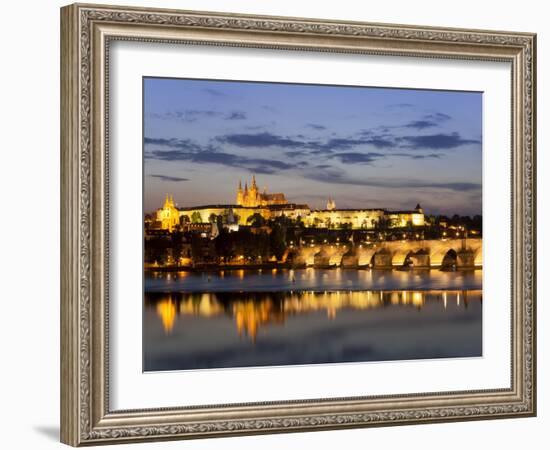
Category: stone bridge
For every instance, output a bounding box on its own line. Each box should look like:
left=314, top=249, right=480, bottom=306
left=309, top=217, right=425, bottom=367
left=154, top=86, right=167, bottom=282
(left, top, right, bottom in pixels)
left=285, top=238, right=482, bottom=270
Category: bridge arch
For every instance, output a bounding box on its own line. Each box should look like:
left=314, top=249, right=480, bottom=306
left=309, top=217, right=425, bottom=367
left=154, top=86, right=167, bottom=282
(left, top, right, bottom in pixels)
left=282, top=247, right=299, bottom=264
left=391, top=249, right=410, bottom=267
left=441, top=249, right=458, bottom=270
left=357, top=246, right=378, bottom=267
left=429, top=243, right=460, bottom=267
left=290, top=238, right=482, bottom=270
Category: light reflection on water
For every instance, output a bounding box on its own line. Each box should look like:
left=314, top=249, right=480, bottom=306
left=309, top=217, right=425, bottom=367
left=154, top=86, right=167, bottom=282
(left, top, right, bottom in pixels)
left=151, top=290, right=480, bottom=337
left=144, top=287, right=482, bottom=371
left=145, top=268, right=482, bottom=292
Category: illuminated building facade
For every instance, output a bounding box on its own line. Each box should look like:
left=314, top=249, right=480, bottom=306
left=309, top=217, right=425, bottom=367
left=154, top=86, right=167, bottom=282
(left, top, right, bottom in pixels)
left=236, top=175, right=288, bottom=207
left=153, top=176, right=425, bottom=231
left=156, top=194, right=180, bottom=232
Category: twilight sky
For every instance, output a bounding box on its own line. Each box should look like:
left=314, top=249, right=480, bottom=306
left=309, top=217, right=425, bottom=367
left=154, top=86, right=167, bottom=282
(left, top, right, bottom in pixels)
left=144, top=77, right=482, bottom=216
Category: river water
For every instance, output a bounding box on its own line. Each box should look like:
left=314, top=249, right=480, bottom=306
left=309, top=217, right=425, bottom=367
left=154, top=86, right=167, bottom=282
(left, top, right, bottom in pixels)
left=144, top=268, right=482, bottom=371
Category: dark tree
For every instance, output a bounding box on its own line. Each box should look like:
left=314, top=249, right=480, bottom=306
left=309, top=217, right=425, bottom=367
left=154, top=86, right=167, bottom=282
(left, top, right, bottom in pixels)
left=269, top=223, right=287, bottom=260
left=247, top=213, right=266, bottom=227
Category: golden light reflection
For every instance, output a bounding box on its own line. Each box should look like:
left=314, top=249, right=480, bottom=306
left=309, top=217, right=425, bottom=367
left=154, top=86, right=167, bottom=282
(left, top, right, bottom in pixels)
left=156, top=298, right=177, bottom=333
left=233, top=300, right=284, bottom=341
left=153, top=290, right=481, bottom=339
left=179, top=293, right=224, bottom=317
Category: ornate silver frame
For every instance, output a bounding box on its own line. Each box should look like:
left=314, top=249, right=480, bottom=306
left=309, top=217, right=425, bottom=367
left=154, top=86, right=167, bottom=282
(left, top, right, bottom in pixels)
left=60, top=3, right=536, bottom=446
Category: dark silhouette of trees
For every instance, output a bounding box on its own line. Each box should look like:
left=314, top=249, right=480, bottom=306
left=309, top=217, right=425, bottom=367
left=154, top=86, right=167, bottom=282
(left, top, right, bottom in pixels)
left=247, top=213, right=266, bottom=227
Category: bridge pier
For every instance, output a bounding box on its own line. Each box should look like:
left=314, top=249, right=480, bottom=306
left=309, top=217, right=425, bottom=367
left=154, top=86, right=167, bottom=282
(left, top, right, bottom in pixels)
left=341, top=255, right=359, bottom=268
left=313, top=253, right=331, bottom=267
left=409, top=252, right=430, bottom=269
left=456, top=249, right=476, bottom=270
left=373, top=251, right=393, bottom=269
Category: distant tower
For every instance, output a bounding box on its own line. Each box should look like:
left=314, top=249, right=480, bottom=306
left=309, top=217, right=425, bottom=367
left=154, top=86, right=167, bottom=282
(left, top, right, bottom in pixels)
left=243, top=182, right=249, bottom=206
left=249, top=175, right=259, bottom=206
left=163, top=193, right=175, bottom=209
left=415, top=203, right=423, bottom=214
left=327, top=197, right=336, bottom=210
left=236, top=180, right=244, bottom=205
left=159, top=194, right=178, bottom=231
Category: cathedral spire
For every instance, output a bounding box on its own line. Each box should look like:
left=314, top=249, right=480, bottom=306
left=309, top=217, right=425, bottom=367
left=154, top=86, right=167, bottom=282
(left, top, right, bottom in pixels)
left=251, top=175, right=257, bottom=189
left=236, top=180, right=244, bottom=205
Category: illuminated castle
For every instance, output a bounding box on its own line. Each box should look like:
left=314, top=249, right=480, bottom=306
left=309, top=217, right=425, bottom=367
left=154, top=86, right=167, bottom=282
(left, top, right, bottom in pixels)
left=236, top=175, right=287, bottom=207
left=153, top=175, right=425, bottom=231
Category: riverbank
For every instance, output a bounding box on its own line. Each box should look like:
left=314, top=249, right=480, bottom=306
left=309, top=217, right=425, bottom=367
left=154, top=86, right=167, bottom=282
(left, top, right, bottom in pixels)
left=144, top=263, right=482, bottom=273
left=145, top=262, right=287, bottom=272
left=144, top=267, right=482, bottom=293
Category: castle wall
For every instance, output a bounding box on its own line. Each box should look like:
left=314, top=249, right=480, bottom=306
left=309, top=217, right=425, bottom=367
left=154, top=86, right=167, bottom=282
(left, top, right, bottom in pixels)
left=178, top=207, right=271, bottom=226
left=155, top=203, right=426, bottom=231
left=385, top=212, right=425, bottom=227
left=305, top=209, right=385, bottom=229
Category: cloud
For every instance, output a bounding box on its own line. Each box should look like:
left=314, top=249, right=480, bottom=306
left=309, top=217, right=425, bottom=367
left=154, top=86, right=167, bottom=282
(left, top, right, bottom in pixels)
left=306, top=123, right=327, bottom=130
left=202, top=126, right=478, bottom=156
left=145, top=136, right=296, bottom=175
left=404, top=120, right=438, bottom=130
left=149, top=174, right=190, bottom=182
left=144, top=137, right=203, bottom=152
left=225, top=111, right=247, bottom=120
left=145, top=137, right=174, bottom=146
left=424, top=112, right=451, bottom=122
left=145, top=127, right=474, bottom=187
left=400, top=132, right=480, bottom=150
left=390, top=152, right=442, bottom=160
left=305, top=171, right=481, bottom=192
left=149, top=109, right=247, bottom=122
left=402, top=111, right=452, bottom=130
left=328, top=151, right=441, bottom=165
left=149, top=109, right=222, bottom=123
left=149, top=149, right=295, bottom=174
left=217, top=132, right=305, bottom=149
left=171, top=110, right=220, bottom=121
left=285, top=150, right=308, bottom=158
left=217, top=132, right=396, bottom=153
left=410, top=153, right=441, bottom=159
left=330, top=152, right=385, bottom=164
left=320, top=137, right=394, bottom=151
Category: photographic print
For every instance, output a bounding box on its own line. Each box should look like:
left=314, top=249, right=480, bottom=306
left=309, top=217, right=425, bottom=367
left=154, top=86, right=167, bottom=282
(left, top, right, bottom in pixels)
left=143, top=77, right=483, bottom=372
